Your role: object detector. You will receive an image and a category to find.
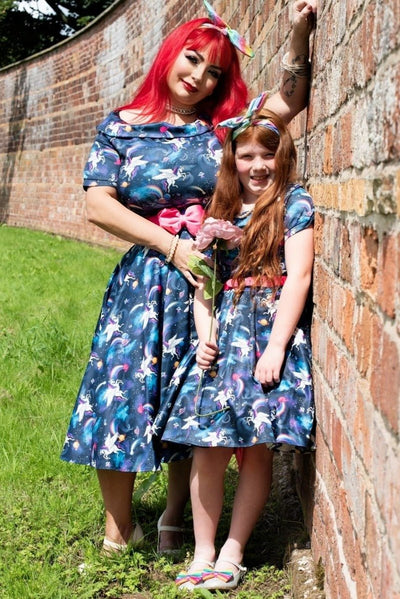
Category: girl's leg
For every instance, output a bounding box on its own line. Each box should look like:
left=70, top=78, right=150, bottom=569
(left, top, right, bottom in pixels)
left=217, top=445, right=273, bottom=565
left=97, top=469, right=136, bottom=545
left=190, top=446, right=233, bottom=563
left=158, top=458, right=192, bottom=552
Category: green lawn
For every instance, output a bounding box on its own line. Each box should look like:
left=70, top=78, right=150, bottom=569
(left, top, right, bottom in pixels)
left=0, top=225, right=305, bottom=598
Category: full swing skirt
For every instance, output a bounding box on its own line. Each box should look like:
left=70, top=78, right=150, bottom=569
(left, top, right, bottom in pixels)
left=60, top=236, right=194, bottom=472
left=160, top=285, right=315, bottom=453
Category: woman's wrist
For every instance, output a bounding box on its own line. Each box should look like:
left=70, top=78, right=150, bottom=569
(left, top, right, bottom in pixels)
left=165, top=235, right=179, bottom=263
left=282, top=52, right=311, bottom=78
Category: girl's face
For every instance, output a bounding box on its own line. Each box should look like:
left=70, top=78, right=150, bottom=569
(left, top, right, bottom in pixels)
left=235, top=140, right=276, bottom=204
left=167, top=46, right=222, bottom=108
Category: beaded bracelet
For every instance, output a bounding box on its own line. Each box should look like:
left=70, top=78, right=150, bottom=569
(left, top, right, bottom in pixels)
left=165, top=235, right=179, bottom=263
left=282, top=52, right=311, bottom=78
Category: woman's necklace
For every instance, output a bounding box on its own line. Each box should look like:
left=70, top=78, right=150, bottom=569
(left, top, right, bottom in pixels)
left=169, top=104, right=197, bottom=115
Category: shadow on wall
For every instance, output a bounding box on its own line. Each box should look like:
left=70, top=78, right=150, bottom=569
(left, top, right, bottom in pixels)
left=0, top=67, right=29, bottom=222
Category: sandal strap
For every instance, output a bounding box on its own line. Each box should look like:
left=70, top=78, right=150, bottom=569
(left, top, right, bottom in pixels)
left=157, top=512, right=185, bottom=534
left=210, top=558, right=247, bottom=581
left=158, top=524, right=184, bottom=533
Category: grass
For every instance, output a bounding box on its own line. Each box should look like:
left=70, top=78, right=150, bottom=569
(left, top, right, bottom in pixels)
left=0, top=225, right=308, bottom=598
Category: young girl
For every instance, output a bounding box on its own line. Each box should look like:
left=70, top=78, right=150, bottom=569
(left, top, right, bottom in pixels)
left=160, top=94, right=315, bottom=590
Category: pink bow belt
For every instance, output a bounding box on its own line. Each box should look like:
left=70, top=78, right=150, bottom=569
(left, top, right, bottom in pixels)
left=148, top=205, right=205, bottom=236
left=224, top=275, right=287, bottom=290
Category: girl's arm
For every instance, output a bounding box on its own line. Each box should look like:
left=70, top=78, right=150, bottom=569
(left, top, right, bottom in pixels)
left=265, top=0, right=316, bottom=124
left=193, top=283, right=219, bottom=369
left=254, top=226, right=314, bottom=385
left=86, top=185, right=202, bottom=287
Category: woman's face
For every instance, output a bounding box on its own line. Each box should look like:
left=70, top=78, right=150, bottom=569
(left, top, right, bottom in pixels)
left=235, top=140, right=276, bottom=204
left=167, top=46, right=222, bottom=108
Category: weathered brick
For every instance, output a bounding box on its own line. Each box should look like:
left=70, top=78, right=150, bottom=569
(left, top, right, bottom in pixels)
left=376, top=231, right=398, bottom=318
left=370, top=322, right=400, bottom=434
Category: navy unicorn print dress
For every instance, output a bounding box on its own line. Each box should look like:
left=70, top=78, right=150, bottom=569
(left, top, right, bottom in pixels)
left=61, top=112, right=222, bottom=471
left=160, top=184, right=315, bottom=453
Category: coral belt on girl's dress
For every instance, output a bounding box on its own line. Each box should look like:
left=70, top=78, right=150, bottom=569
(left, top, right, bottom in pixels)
left=147, top=205, right=205, bottom=236
left=223, top=275, right=287, bottom=290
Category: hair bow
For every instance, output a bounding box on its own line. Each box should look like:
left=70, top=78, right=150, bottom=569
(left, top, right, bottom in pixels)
left=202, top=0, right=254, bottom=58
left=216, top=91, right=280, bottom=139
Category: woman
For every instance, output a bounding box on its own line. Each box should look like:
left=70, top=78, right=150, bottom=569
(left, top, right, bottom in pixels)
left=61, top=0, right=316, bottom=555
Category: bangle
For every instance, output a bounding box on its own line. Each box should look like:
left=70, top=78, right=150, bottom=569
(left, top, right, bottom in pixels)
left=282, top=52, right=311, bottom=78
left=165, top=235, right=179, bottom=263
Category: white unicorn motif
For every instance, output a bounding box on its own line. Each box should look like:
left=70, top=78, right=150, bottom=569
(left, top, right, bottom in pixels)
left=100, top=432, right=121, bottom=458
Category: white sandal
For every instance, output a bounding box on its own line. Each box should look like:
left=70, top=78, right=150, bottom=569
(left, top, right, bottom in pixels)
left=157, top=510, right=185, bottom=556
left=102, top=522, right=144, bottom=553
left=202, top=558, right=247, bottom=590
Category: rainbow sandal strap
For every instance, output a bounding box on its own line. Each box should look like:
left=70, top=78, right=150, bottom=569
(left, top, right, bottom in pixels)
left=175, top=564, right=215, bottom=586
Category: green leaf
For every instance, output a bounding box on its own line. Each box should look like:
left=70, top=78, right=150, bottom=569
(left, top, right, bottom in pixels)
left=132, top=471, right=160, bottom=502
left=187, top=255, right=222, bottom=300
left=187, top=254, right=214, bottom=279
left=203, top=276, right=223, bottom=300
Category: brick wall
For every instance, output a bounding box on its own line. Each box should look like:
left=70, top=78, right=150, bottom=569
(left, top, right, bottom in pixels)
left=0, top=1, right=399, bottom=597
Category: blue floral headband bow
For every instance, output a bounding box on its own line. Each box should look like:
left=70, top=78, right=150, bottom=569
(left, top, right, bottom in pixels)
left=201, top=0, right=255, bottom=58
left=216, top=91, right=281, bottom=140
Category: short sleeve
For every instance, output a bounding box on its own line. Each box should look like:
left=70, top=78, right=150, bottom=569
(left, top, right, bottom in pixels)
left=284, top=185, right=314, bottom=241
left=83, top=131, right=121, bottom=190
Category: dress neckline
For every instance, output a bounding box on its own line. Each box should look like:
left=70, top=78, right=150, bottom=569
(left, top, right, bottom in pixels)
left=98, top=111, right=213, bottom=139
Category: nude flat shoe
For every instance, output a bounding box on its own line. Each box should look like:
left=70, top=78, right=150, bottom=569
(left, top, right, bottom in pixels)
left=102, top=522, right=144, bottom=553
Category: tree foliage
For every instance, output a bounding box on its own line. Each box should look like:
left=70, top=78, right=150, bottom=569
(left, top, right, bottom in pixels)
left=0, top=0, right=115, bottom=68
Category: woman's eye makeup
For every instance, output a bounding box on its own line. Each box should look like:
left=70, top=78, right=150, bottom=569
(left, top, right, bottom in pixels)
left=185, top=52, right=221, bottom=79
left=209, top=68, right=221, bottom=79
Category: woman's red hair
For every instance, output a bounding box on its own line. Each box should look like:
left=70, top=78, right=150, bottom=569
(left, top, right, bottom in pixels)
left=118, top=18, right=249, bottom=140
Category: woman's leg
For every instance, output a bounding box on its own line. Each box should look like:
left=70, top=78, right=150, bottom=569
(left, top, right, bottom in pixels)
left=190, top=446, right=233, bottom=564
left=157, top=458, right=192, bottom=552
left=97, top=469, right=136, bottom=545
left=217, top=445, right=273, bottom=566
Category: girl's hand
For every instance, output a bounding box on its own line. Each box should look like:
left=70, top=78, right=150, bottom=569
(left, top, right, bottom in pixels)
left=171, top=239, right=206, bottom=287
left=196, top=340, right=218, bottom=370
left=254, top=343, right=286, bottom=386
left=292, top=1, right=317, bottom=36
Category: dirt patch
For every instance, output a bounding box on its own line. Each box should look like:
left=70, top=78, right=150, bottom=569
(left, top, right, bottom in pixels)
left=287, top=548, right=325, bottom=598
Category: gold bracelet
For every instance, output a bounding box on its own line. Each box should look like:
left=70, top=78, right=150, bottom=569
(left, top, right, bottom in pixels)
left=165, top=235, right=179, bottom=263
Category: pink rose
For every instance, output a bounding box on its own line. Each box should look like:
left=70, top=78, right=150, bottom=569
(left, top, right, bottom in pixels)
left=194, top=217, right=243, bottom=250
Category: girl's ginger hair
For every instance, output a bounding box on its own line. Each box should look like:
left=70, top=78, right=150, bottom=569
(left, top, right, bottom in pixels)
left=206, top=109, right=297, bottom=293
left=117, top=18, right=248, bottom=142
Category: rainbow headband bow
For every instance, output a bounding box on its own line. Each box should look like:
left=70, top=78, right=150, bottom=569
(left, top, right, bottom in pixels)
left=216, top=91, right=281, bottom=140
left=202, top=0, right=254, bottom=58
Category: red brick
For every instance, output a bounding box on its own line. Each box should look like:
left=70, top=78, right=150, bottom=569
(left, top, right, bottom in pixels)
left=323, top=124, right=333, bottom=175
left=377, top=231, right=398, bottom=318
left=365, top=492, right=383, bottom=597
left=370, top=324, right=400, bottom=434
left=339, top=222, right=353, bottom=284
left=360, top=226, right=378, bottom=295
left=353, top=302, right=373, bottom=377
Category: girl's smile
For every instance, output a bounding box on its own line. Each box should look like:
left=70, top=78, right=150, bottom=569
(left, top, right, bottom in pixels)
left=234, top=140, right=276, bottom=204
